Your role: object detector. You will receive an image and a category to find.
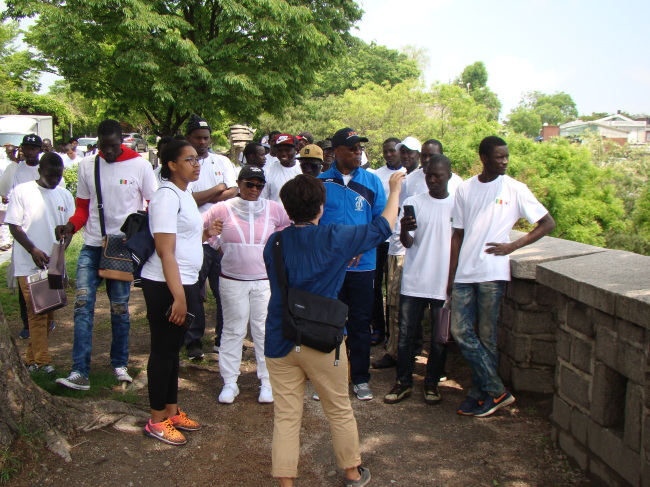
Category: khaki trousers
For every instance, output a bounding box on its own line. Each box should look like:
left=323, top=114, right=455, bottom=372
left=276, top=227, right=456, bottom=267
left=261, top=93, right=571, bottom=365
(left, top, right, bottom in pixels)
left=18, top=276, right=54, bottom=366
left=266, top=342, right=361, bottom=479
left=385, top=255, right=404, bottom=359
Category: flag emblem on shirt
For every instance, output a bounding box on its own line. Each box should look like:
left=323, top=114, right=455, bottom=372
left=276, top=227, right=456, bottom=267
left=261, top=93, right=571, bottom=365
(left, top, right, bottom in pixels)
left=58, top=206, right=65, bottom=212
left=119, top=179, right=128, bottom=185
left=214, top=171, right=222, bottom=176
left=495, top=198, right=509, bottom=205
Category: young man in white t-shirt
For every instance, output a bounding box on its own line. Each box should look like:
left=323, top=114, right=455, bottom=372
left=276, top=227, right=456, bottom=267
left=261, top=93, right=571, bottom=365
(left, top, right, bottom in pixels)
left=6, top=153, right=74, bottom=374
left=184, top=115, right=238, bottom=359
left=448, top=136, right=555, bottom=418
left=260, top=133, right=301, bottom=203
left=383, top=155, right=455, bottom=405
left=54, top=119, right=157, bottom=391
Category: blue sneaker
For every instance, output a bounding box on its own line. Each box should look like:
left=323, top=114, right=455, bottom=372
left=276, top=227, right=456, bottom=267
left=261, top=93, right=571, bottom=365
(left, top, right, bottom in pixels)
left=457, top=395, right=484, bottom=416
left=473, top=391, right=515, bottom=418
left=19, top=327, right=29, bottom=339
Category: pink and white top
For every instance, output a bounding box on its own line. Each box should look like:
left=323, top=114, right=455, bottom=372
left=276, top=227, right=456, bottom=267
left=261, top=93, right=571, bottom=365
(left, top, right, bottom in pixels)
left=203, top=197, right=291, bottom=280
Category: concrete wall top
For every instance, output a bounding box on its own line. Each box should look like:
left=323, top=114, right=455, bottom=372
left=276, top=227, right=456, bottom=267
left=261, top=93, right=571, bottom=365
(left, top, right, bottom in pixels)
left=508, top=231, right=606, bottom=280
left=537, top=249, right=650, bottom=327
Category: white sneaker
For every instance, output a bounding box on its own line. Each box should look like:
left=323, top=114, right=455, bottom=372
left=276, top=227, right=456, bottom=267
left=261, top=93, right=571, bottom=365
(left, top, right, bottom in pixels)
left=353, top=383, right=373, bottom=401
left=258, top=384, right=274, bottom=404
left=114, top=366, right=133, bottom=383
left=219, top=383, right=240, bottom=404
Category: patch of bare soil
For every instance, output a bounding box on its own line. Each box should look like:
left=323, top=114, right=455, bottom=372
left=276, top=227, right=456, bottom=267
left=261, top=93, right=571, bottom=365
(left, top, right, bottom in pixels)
left=7, top=287, right=589, bottom=486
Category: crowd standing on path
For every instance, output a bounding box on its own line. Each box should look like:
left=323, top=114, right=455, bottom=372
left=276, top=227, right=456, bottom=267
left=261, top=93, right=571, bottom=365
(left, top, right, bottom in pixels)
left=6, top=116, right=556, bottom=486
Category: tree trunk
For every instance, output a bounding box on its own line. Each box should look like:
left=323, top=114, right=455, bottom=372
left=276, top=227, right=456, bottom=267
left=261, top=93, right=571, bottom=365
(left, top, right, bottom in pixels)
left=0, top=306, right=147, bottom=461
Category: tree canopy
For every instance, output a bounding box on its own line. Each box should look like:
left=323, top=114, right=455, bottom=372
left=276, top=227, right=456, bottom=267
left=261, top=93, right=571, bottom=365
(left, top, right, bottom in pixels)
left=506, top=90, right=579, bottom=137
left=6, top=0, right=363, bottom=135
left=454, top=61, right=501, bottom=120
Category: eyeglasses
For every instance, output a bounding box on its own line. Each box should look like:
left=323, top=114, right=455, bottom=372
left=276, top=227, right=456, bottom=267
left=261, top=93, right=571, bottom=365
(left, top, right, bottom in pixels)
left=243, top=181, right=265, bottom=190
left=177, top=156, right=200, bottom=167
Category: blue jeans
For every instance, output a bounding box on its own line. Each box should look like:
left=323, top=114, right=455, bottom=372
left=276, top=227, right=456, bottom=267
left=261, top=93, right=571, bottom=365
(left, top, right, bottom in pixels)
left=71, top=245, right=132, bottom=377
left=450, top=281, right=506, bottom=399
left=396, top=295, right=446, bottom=387
left=338, top=270, right=374, bottom=385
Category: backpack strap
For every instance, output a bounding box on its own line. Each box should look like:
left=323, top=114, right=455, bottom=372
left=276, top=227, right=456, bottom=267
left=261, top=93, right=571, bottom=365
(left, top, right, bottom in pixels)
left=94, top=155, right=106, bottom=237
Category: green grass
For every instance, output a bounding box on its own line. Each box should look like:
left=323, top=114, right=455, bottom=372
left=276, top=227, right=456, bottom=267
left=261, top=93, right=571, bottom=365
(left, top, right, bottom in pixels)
left=0, top=448, right=21, bottom=483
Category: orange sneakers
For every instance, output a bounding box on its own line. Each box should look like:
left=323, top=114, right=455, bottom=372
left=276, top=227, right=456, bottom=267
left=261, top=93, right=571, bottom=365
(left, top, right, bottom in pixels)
left=169, top=409, right=202, bottom=431
left=144, top=419, right=187, bottom=446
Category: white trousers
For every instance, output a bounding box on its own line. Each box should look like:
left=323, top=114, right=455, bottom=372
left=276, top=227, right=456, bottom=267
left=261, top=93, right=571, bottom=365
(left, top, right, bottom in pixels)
left=218, top=277, right=271, bottom=385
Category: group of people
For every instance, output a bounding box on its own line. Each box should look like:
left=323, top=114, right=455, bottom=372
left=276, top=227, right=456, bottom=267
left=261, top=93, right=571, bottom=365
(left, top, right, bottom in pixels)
left=5, top=115, right=555, bottom=486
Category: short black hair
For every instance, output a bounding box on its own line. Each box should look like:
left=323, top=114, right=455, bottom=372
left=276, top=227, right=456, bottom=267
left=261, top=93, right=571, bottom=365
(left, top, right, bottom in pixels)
left=426, top=154, right=451, bottom=173
left=173, top=134, right=186, bottom=141
left=68, top=137, right=78, bottom=143
left=383, top=137, right=401, bottom=145
left=243, top=142, right=263, bottom=160
left=268, top=131, right=282, bottom=144
left=157, top=136, right=174, bottom=152
left=280, top=174, right=326, bottom=223
left=479, top=136, right=507, bottom=157
left=423, top=139, right=444, bottom=153
left=160, top=140, right=192, bottom=179
left=97, top=119, right=122, bottom=139
left=39, top=151, right=64, bottom=170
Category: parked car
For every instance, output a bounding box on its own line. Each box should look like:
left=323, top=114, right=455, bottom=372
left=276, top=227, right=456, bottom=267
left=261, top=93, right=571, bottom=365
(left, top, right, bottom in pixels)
left=77, top=137, right=98, bottom=154
left=122, top=133, right=148, bottom=152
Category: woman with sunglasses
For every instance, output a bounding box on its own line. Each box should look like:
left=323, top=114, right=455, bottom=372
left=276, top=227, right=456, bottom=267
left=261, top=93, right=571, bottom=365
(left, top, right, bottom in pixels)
left=141, top=140, right=215, bottom=445
left=202, top=165, right=291, bottom=404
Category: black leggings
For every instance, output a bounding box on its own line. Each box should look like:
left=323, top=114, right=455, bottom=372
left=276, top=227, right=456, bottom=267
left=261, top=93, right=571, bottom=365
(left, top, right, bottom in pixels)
left=142, top=278, right=201, bottom=412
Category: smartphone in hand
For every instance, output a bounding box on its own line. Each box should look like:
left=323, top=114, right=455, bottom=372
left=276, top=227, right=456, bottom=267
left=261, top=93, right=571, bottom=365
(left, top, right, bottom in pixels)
left=165, top=306, right=196, bottom=327
left=403, top=205, right=416, bottom=223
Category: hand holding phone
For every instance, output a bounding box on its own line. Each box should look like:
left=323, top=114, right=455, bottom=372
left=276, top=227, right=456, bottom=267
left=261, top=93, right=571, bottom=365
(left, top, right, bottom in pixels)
left=165, top=303, right=195, bottom=327
left=401, top=204, right=417, bottom=231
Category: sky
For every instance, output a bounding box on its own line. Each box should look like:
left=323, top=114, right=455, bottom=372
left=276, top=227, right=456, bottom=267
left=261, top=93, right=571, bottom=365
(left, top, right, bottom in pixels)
left=354, top=0, right=650, bottom=118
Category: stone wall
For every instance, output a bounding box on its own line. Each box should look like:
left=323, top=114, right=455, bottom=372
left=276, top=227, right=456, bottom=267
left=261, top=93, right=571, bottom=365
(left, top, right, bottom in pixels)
left=498, top=232, right=650, bottom=486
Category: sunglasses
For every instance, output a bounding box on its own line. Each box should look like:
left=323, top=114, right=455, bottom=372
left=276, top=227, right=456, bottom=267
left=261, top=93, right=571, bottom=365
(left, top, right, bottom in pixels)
left=243, top=181, right=265, bottom=190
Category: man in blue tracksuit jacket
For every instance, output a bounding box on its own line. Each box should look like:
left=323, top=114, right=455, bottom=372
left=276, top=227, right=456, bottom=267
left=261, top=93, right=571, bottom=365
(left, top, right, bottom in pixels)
left=319, top=128, right=387, bottom=401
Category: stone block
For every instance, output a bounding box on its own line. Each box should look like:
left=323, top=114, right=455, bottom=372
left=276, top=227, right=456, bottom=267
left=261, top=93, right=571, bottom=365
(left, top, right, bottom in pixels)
left=536, top=283, right=566, bottom=308
left=511, top=366, right=554, bottom=393
left=595, top=327, right=619, bottom=372
left=498, top=352, right=511, bottom=383
left=500, top=300, right=516, bottom=330
left=618, top=319, right=646, bottom=347
left=506, top=333, right=529, bottom=363
left=552, top=395, right=571, bottom=431
left=619, top=344, right=646, bottom=385
left=644, top=412, right=650, bottom=454
left=560, top=365, right=590, bottom=409
left=512, top=308, right=556, bottom=335
left=617, top=289, right=650, bottom=331
left=558, top=429, right=589, bottom=471
left=588, top=419, right=641, bottom=486
left=592, top=362, right=626, bottom=428
left=557, top=328, right=571, bottom=362
left=624, top=383, right=643, bottom=452
left=594, top=308, right=616, bottom=331
left=571, top=336, right=594, bottom=374
left=506, top=279, right=535, bottom=305
left=571, top=408, right=589, bottom=445
left=530, top=338, right=557, bottom=366
left=589, top=456, right=631, bottom=487
left=567, top=300, right=595, bottom=337
left=643, top=461, right=650, bottom=487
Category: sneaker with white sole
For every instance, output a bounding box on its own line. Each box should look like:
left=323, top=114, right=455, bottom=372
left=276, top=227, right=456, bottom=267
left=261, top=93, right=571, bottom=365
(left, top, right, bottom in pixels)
left=26, top=364, right=39, bottom=373
left=56, top=371, right=90, bottom=390
left=258, top=384, right=274, bottom=404
left=40, top=365, right=56, bottom=375
left=114, top=366, right=133, bottom=383
left=219, top=383, right=239, bottom=404
left=353, top=383, right=373, bottom=401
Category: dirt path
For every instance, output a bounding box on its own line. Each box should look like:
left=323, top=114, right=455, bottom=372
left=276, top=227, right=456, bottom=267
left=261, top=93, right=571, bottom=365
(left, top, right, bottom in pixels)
left=7, top=287, right=589, bottom=486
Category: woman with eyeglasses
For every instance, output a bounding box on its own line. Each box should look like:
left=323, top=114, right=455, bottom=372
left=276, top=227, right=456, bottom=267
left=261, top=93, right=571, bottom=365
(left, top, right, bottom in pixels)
left=141, top=140, right=217, bottom=445
left=202, top=165, right=291, bottom=404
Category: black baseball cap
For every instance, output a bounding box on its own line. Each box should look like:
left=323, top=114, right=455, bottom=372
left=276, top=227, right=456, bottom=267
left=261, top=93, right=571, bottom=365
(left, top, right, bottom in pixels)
left=21, top=134, right=42, bottom=147
left=331, top=128, right=368, bottom=149
left=238, top=165, right=266, bottom=182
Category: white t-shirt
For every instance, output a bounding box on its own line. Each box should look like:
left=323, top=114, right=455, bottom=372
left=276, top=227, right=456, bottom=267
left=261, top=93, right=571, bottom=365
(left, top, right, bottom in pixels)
left=260, top=162, right=301, bottom=203
left=76, top=154, right=157, bottom=246
left=0, top=162, right=65, bottom=197
left=5, top=181, right=74, bottom=276
left=141, top=183, right=204, bottom=285
left=62, top=154, right=82, bottom=168
left=265, top=154, right=279, bottom=166
left=400, top=193, right=455, bottom=299
left=452, top=175, right=549, bottom=283
left=448, top=173, right=463, bottom=195
left=191, top=153, right=237, bottom=214
left=374, top=165, right=407, bottom=247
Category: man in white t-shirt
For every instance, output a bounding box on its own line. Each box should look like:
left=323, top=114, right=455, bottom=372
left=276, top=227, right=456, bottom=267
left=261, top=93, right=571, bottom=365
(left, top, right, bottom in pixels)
left=61, top=144, right=82, bottom=168
left=6, top=153, right=74, bottom=374
left=260, top=133, right=301, bottom=203
left=54, top=119, right=157, bottom=391
left=373, top=136, right=421, bottom=370
left=184, top=115, right=238, bottom=359
left=384, top=154, right=455, bottom=406
left=448, top=136, right=555, bottom=418
left=264, top=131, right=281, bottom=167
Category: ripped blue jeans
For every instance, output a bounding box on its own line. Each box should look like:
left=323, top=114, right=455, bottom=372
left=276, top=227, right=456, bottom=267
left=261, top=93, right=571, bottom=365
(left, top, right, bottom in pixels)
left=71, top=245, right=132, bottom=377
left=450, top=281, right=506, bottom=399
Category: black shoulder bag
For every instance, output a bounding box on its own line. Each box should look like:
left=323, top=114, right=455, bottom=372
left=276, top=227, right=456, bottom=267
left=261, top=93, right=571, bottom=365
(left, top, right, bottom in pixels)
left=95, top=156, right=134, bottom=282
left=272, top=231, right=348, bottom=365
